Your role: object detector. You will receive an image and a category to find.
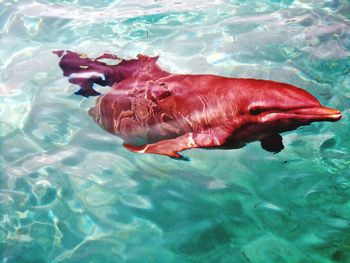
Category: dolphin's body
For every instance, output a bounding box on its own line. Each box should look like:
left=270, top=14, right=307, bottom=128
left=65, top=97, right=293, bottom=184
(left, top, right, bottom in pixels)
left=55, top=51, right=341, bottom=159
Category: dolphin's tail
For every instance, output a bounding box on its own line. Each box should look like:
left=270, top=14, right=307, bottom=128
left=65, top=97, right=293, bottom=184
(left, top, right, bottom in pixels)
left=53, top=50, right=121, bottom=97
left=54, top=50, right=169, bottom=98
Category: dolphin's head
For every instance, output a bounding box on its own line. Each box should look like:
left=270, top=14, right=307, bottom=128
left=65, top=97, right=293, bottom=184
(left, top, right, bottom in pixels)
left=234, top=80, right=341, bottom=143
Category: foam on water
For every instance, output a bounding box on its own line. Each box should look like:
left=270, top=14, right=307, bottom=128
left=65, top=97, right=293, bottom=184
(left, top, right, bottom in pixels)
left=1, top=0, right=350, bottom=262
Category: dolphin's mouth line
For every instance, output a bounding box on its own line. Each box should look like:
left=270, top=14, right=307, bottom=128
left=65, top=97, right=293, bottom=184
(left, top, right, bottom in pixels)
left=261, top=106, right=342, bottom=122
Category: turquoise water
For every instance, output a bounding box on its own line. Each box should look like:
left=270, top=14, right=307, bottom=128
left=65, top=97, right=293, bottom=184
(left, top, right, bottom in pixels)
left=1, top=0, right=350, bottom=262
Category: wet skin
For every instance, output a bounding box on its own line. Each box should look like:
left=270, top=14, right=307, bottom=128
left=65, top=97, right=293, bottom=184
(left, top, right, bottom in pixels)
left=55, top=50, right=341, bottom=159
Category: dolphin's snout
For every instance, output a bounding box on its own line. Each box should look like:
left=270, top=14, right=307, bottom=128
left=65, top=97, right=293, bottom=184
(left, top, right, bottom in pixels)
left=291, top=106, right=342, bottom=122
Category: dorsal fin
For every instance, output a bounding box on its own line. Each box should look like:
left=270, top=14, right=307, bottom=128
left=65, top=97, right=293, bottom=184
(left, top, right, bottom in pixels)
left=137, top=54, right=159, bottom=62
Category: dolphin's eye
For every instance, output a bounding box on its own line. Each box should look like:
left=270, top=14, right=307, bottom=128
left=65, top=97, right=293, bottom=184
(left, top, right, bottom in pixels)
left=249, top=107, right=264, bottom=115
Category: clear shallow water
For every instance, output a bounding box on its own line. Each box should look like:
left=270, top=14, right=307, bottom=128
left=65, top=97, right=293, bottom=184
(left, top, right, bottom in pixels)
left=1, top=0, right=350, bottom=262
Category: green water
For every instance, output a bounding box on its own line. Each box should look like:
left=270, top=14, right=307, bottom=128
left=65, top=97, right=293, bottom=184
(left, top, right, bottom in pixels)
left=1, top=0, right=350, bottom=262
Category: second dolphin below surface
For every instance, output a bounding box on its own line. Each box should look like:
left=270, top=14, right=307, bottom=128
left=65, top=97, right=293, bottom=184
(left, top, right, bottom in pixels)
left=55, top=50, right=342, bottom=159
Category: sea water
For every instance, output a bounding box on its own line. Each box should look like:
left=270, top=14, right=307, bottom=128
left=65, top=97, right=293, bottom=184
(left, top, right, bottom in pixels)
left=1, top=0, right=350, bottom=262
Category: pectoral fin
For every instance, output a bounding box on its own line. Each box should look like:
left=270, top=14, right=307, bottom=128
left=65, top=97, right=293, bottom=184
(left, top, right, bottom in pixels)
left=123, top=133, right=195, bottom=159
left=260, top=134, right=284, bottom=153
left=124, top=129, right=230, bottom=159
